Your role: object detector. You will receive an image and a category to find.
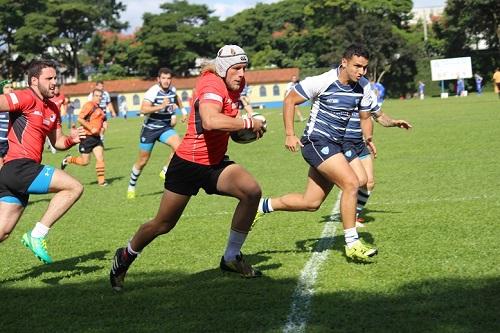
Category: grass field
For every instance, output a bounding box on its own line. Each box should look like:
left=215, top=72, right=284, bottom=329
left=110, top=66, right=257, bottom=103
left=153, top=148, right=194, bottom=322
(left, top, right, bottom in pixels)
left=1, top=92, right=499, bottom=332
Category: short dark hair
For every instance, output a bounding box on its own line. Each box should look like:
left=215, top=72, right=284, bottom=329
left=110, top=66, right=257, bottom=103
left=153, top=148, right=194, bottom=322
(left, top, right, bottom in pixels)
left=158, top=67, right=173, bottom=77
left=27, top=60, right=57, bottom=86
left=342, top=44, right=370, bottom=60
left=96, top=80, right=104, bottom=85
left=93, top=89, right=103, bottom=96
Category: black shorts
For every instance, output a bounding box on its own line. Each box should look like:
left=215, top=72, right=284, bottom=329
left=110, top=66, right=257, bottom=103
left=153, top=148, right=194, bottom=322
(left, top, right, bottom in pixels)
left=342, top=140, right=371, bottom=162
left=165, top=154, right=235, bottom=196
left=78, top=135, right=103, bottom=154
left=0, top=158, right=44, bottom=206
left=300, top=136, right=343, bottom=168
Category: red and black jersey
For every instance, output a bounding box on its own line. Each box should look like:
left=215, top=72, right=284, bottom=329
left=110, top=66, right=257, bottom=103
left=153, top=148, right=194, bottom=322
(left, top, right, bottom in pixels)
left=4, top=88, right=61, bottom=163
left=50, top=92, right=66, bottom=112
left=176, top=71, right=243, bottom=165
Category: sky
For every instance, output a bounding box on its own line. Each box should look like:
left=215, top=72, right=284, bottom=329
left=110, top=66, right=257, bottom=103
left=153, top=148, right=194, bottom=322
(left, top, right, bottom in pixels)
left=121, top=0, right=446, bottom=33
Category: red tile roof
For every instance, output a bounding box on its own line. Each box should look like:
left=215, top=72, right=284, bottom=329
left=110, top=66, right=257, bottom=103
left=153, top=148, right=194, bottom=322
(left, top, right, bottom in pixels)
left=61, top=67, right=299, bottom=96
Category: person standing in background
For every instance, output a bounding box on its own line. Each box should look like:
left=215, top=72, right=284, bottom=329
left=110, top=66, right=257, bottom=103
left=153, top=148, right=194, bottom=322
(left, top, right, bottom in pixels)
left=418, top=81, right=425, bottom=100
left=492, top=68, right=500, bottom=98
left=474, top=74, right=483, bottom=95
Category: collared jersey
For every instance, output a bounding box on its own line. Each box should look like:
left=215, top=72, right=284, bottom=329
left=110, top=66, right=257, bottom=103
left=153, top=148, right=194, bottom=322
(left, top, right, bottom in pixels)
left=142, top=84, right=178, bottom=129
left=4, top=88, right=61, bottom=163
left=176, top=71, right=243, bottom=165
left=294, top=67, right=379, bottom=143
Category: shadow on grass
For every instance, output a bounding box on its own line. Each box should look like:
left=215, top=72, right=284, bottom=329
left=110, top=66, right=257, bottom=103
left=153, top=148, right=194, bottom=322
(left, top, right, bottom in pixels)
left=1, top=261, right=498, bottom=333
left=86, top=176, right=124, bottom=186
left=0, top=250, right=108, bottom=285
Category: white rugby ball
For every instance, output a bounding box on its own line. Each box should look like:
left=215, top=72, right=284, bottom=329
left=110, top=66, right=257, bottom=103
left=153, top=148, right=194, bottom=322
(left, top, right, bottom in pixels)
left=231, top=113, right=267, bottom=144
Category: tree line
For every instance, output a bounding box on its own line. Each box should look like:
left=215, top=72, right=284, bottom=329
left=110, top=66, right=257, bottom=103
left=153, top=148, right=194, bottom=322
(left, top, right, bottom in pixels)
left=0, top=0, right=498, bottom=97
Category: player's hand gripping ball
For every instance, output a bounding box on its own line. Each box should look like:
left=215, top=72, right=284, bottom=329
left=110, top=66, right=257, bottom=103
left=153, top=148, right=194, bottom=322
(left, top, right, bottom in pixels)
left=231, top=113, right=267, bottom=144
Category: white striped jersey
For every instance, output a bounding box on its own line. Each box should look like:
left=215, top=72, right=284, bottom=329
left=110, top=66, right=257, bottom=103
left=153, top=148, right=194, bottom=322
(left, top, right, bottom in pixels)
left=344, top=89, right=381, bottom=141
left=142, top=84, right=178, bottom=129
left=294, top=67, right=379, bottom=142
left=0, top=112, right=8, bottom=143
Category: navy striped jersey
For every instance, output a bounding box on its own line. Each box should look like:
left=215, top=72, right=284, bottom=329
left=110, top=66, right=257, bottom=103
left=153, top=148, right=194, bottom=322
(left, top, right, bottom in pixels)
left=294, top=67, right=379, bottom=142
left=0, top=112, right=8, bottom=147
left=344, top=92, right=380, bottom=141
left=142, top=84, right=178, bottom=129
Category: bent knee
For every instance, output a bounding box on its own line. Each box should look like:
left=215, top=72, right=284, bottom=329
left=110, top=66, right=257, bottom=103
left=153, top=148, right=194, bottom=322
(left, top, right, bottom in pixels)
left=240, top=183, right=262, bottom=202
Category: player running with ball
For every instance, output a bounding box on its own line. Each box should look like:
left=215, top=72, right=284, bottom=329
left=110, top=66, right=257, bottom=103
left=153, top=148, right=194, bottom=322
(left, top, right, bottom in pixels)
left=110, top=45, right=266, bottom=291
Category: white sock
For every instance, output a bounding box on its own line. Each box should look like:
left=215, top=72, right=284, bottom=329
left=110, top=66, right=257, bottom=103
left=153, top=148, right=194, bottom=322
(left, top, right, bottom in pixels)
left=223, top=229, right=248, bottom=262
left=128, top=165, right=142, bottom=189
left=162, top=165, right=168, bottom=174
left=258, top=197, right=273, bottom=213
left=127, top=242, right=140, bottom=256
left=344, top=227, right=359, bottom=248
left=31, top=222, right=50, bottom=238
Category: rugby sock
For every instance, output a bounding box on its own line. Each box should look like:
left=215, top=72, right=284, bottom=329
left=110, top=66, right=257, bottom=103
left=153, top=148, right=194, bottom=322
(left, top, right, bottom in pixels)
left=120, top=242, right=139, bottom=266
left=344, top=227, right=359, bottom=248
left=161, top=165, right=168, bottom=175
left=223, top=229, right=248, bottom=262
left=356, top=189, right=371, bottom=215
left=68, top=156, right=85, bottom=165
left=31, top=222, right=50, bottom=238
left=128, top=165, right=141, bottom=190
left=258, top=197, right=274, bottom=213
left=96, top=160, right=105, bottom=185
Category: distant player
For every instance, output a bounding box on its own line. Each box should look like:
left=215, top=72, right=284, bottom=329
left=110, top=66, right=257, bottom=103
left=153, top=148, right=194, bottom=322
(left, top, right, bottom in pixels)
left=374, top=81, right=385, bottom=106
left=418, top=81, right=425, bottom=100
left=46, top=84, right=67, bottom=153
left=239, top=83, right=254, bottom=116
left=126, top=67, right=187, bottom=199
left=0, top=60, right=85, bottom=264
left=285, top=75, right=304, bottom=122
left=61, top=89, right=108, bottom=186
left=87, top=80, right=116, bottom=141
left=474, top=73, right=483, bottom=95
left=110, top=45, right=266, bottom=291
left=456, top=77, right=465, bottom=97
left=0, top=80, right=14, bottom=166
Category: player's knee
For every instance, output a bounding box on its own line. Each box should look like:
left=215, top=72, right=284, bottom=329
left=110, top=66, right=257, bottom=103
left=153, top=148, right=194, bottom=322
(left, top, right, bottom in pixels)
left=357, top=174, right=368, bottom=187
left=240, top=183, right=262, bottom=202
left=72, top=182, right=84, bottom=199
left=342, top=178, right=359, bottom=195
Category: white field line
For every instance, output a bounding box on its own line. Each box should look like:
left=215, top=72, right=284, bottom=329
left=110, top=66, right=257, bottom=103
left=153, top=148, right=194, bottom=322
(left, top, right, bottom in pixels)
left=282, top=218, right=339, bottom=333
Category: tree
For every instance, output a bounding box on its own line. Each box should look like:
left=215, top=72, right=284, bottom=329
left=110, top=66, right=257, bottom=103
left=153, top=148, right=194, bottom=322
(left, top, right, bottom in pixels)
left=136, top=0, right=213, bottom=76
left=14, top=0, right=127, bottom=79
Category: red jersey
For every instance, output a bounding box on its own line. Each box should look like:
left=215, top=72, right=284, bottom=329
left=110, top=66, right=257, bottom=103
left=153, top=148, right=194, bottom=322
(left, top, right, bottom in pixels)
left=176, top=71, right=244, bottom=165
left=50, top=93, right=66, bottom=111
left=4, top=88, right=61, bottom=163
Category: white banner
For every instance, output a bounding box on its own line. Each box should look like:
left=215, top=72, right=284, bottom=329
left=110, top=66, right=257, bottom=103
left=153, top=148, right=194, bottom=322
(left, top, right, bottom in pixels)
left=430, top=57, right=472, bottom=81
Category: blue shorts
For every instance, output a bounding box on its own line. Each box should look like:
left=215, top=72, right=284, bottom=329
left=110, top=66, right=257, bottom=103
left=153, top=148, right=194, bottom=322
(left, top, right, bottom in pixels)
left=139, top=126, right=177, bottom=152
left=300, top=136, right=343, bottom=168
left=0, top=158, right=55, bottom=206
left=342, top=140, right=371, bottom=163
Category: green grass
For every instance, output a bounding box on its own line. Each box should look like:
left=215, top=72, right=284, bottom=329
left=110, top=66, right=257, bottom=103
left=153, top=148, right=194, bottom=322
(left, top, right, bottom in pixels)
left=1, top=93, right=499, bottom=332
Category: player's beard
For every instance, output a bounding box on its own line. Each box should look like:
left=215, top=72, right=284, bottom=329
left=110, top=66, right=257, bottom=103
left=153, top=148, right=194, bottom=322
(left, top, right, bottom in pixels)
left=39, top=84, right=54, bottom=99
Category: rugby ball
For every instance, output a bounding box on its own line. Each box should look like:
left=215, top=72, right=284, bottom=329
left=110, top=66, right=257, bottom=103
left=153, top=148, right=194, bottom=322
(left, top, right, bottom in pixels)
left=231, top=113, right=267, bottom=144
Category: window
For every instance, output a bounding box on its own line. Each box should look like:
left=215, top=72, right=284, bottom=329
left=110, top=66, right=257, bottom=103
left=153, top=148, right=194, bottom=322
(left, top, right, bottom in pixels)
left=181, top=91, right=189, bottom=102
left=133, top=94, right=140, bottom=105
left=73, top=98, right=81, bottom=109
left=273, top=85, right=280, bottom=96
left=259, top=86, right=267, bottom=97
